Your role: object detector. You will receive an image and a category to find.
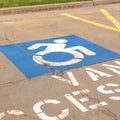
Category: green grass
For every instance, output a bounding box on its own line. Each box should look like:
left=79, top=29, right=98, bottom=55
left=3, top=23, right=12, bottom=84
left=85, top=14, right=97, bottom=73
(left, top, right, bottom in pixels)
left=0, top=0, right=90, bottom=8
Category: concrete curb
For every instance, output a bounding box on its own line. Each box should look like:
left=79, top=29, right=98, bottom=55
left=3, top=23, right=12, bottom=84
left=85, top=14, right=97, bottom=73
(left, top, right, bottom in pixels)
left=0, top=0, right=119, bottom=15
left=93, top=0, right=120, bottom=5
left=0, top=1, right=93, bottom=15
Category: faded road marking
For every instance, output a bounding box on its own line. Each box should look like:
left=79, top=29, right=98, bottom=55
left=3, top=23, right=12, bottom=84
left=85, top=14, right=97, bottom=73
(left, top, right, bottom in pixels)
left=100, top=9, right=120, bottom=30
left=60, top=9, right=120, bottom=32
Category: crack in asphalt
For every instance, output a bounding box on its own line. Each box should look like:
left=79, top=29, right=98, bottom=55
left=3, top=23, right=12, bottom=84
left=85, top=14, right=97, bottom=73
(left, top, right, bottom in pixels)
left=1, top=33, right=120, bottom=120
left=51, top=70, right=120, bottom=120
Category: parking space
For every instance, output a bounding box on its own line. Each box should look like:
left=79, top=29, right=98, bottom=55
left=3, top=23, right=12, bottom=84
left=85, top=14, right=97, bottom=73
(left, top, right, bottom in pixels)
left=0, top=3, right=120, bottom=120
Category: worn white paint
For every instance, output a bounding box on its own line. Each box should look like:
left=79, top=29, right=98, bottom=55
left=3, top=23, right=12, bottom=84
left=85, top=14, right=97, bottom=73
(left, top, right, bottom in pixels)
left=97, top=83, right=119, bottom=94
left=102, top=61, right=120, bottom=68
left=65, top=94, right=88, bottom=112
left=97, top=85, right=114, bottom=94
left=67, top=72, right=79, bottom=86
left=72, top=89, right=89, bottom=102
left=37, top=112, right=59, bottom=120
left=115, top=89, right=120, bottom=92
left=66, top=89, right=108, bottom=112
left=52, top=75, right=72, bottom=85
left=28, top=39, right=96, bottom=66
left=7, top=110, right=24, bottom=115
left=105, top=67, right=120, bottom=74
left=58, top=109, right=69, bottom=119
left=89, top=102, right=108, bottom=109
left=72, top=89, right=89, bottom=96
left=52, top=72, right=79, bottom=86
left=0, top=110, right=24, bottom=120
left=79, top=97, right=89, bottom=102
left=1, top=60, right=120, bottom=120
left=97, top=83, right=120, bottom=100
left=102, top=62, right=120, bottom=75
left=0, top=113, right=5, bottom=119
left=33, top=99, right=69, bottom=120
left=109, top=96, right=120, bottom=100
left=115, top=61, right=120, bottom=65
left=85, top=68, right=112, bottom=81
left=34, top=56, right=82, bottom=66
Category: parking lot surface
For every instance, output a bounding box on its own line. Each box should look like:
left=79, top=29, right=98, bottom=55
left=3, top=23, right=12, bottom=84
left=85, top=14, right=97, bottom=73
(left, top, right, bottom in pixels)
left=0, top=3, right=120, bottom=120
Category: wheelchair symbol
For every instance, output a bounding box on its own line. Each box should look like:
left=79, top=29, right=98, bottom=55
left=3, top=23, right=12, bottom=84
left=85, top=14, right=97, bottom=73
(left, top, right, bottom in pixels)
left=28, top=39, right=96, bottom=66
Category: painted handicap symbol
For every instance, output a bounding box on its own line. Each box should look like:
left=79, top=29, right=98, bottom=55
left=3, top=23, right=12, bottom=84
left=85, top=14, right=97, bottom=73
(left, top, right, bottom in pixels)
left=28, top=39, right=96, bottom=66
left=1, top=35, right=119, bottom=78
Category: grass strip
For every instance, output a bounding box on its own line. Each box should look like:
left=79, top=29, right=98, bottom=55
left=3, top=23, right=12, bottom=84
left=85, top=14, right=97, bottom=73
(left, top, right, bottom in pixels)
left=0, top=0, right=90, bottom=8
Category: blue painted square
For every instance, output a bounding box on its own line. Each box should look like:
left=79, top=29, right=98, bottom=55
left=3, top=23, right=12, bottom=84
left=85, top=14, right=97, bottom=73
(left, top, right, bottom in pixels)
left=0, top=35, right=120, bottom=78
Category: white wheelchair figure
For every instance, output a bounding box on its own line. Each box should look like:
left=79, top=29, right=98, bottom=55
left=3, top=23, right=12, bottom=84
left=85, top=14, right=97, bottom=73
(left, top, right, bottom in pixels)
left=28, top=39, right=96, bottom=66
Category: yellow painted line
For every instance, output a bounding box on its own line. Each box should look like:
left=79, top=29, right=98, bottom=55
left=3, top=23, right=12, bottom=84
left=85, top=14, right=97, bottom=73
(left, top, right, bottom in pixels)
left=60, top=10, right=120, bottom=32
left=100, top=9, right=120, bottom=30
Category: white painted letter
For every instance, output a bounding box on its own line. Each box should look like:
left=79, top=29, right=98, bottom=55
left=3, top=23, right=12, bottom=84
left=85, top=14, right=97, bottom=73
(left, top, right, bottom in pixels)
left=0, top=110, right=24, bottom=120
left=97, top=83, right=120, bottom=100
left=85, top=68, right=112, bottom=81
left=65, top=94, right=88, bottom=112
left=52, top=71, right=79, bottom=86
left=102, top=61, right=120, bottom=74
left=33, top=99, right=69, bottom=120
left=7, top=110, right=24, bottom=115
left=65, top=89, right=107, bottom=112
left=0, top=113, right=5, bottom=119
